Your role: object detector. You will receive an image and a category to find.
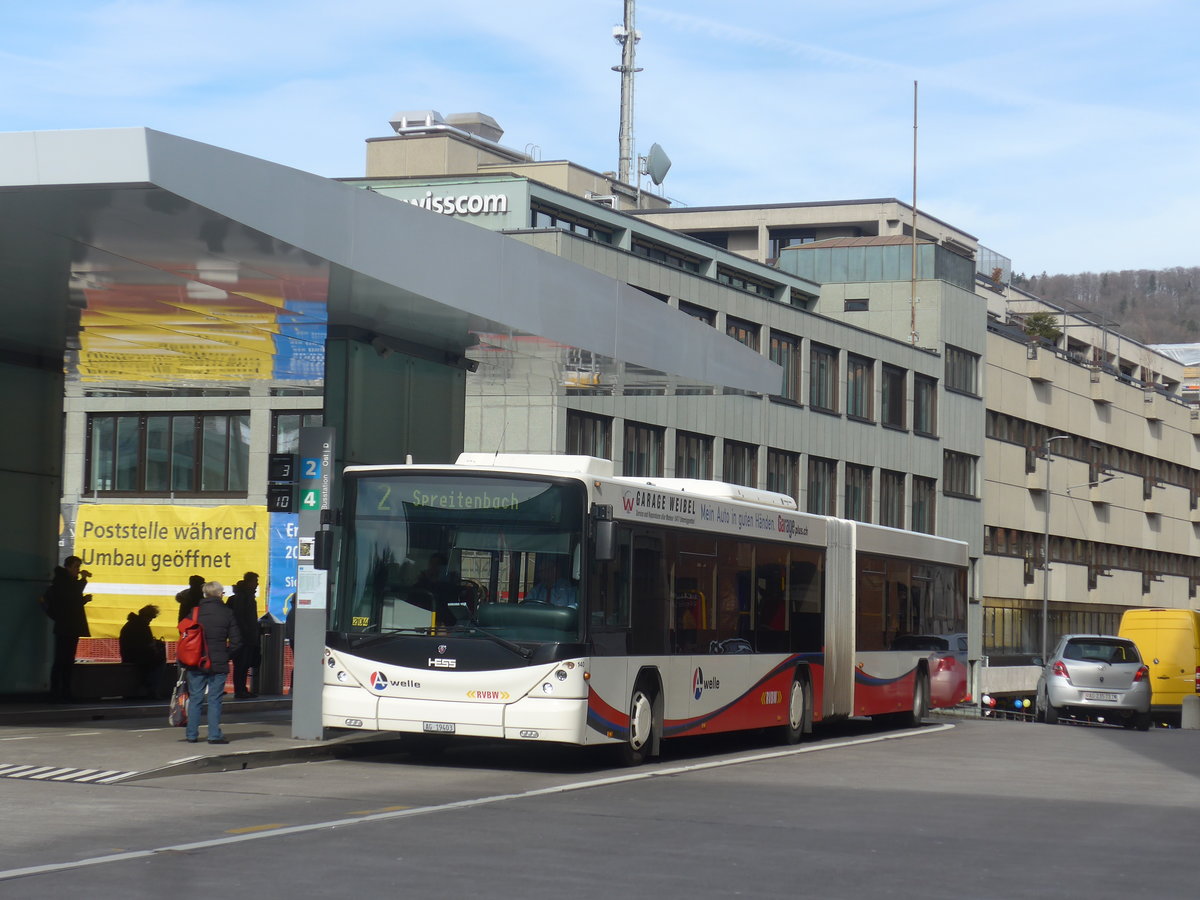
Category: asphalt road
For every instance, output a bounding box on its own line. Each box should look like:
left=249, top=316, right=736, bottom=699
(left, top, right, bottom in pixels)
left=1, top=716, right=1197, bottom=899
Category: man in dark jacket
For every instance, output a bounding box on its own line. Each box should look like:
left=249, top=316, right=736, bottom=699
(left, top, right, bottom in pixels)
left=176, top=574, right=205, bottom=621
left=45, top=555, right=92, bottom=702
left=226, top=572, right=261, bottom=699
left=120, top=604, right=166, bottom=698
left=183, top=581, right=242, bottom=744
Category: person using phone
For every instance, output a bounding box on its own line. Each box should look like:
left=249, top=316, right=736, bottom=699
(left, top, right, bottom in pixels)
left=44, top=555, right=93, bottom=703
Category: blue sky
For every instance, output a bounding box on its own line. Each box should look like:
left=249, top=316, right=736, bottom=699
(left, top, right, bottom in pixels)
left=3, top=0, right=1198, bottom=275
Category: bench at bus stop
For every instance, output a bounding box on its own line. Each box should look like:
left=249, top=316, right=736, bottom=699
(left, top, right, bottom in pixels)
left=69, top=662, right=176, bottom=701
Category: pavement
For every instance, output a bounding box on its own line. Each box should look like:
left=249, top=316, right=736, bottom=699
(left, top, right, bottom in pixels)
left=0, top=694, right=404, bottom=785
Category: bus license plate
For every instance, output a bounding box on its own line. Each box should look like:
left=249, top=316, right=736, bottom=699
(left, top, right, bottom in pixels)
left=1083, top=692, right=1117, bottom=702
left=423, top=722, right=455, bottom=734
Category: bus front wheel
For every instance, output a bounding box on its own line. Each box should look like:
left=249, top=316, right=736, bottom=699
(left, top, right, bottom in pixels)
left=618, top=687, right=655, bottom=766
left=779, top=676, right=808, bottom=745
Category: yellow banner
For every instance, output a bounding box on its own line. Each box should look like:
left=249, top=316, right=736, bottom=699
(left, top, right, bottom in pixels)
left=74, top=504, right=269, bottom=640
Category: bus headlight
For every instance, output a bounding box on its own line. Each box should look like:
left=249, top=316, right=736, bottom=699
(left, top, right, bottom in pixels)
left=541, top=682, right=555, bottom=695
left=555, top=669, right=568, bottom=681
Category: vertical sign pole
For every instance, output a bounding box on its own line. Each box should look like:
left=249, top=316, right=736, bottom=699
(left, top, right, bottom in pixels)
left=292, top=426, right=334, bottom=740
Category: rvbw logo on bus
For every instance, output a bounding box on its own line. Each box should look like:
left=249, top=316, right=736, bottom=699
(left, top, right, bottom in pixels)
left=692, top=667, right=720, bottom=700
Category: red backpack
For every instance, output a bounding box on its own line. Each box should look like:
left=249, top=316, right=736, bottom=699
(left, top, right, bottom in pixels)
left=176, top=607, right=211, bottom=670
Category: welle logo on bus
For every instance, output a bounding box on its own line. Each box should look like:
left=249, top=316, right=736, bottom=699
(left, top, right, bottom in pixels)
left=692, top=667, right=720, bottom=700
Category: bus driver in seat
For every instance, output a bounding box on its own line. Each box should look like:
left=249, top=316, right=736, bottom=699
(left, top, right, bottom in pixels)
left=525, top=556, right=577, bottom=608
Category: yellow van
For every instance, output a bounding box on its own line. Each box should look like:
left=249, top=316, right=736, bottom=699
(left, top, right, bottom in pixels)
left=1118, top=609, right=1200, bottom=716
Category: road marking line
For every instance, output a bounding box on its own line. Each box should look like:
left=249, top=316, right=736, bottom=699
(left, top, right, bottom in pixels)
left=7, top=766, right=56, bottom=778
left=66, top=732, right=103, bottom=737
left=0, top=723, right=953, bottom=882
left=348, top=805, right=412, bottom=815
left=72, top=770, right=123, bottom=783
left=52, top=769, right=99, bottom=781
left=0, top=736, right=38, bottom=742
left=29, top=768, right=77, bottom=780
left=225, top=824, right=290, bottom=834
left=95, top=771, right=136, bottom=784
left=0, top=765, right=139, bottom=783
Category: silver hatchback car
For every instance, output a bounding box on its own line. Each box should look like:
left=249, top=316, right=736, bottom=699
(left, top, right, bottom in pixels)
left=1035, top=634, right=1152, bottom=730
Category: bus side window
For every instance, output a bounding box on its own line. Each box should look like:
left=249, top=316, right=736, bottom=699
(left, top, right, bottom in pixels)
left=789, top=555, right=824, bottom=652
left=714, top=538, right=753, bottom=645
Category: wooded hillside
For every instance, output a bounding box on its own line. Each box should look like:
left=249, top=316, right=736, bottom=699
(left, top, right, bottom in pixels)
left=1013, top=267, right=1200, bottom=345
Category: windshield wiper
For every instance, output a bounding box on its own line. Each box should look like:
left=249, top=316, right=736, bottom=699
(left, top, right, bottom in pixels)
left=347, top=627, right=437, bottom=647
left=448, top=624, right=534, bottom=659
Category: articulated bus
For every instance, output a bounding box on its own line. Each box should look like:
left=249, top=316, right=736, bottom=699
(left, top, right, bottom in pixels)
left=321, top=454, right=968, bottom=763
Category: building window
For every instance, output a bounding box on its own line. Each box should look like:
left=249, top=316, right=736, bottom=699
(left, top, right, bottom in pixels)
left=766, top=449, right=801, bottom=502
left=530, top=203, right=614, bottom=243
left=768, top=229, right=816, bottom=261
left=675, top=430, right=713, bottom=479
left=272, top=411, right=324, bottom=454
left=689, top=230, right=729, bottom=249
left=810, top=344, right=839, bottom=413
left=716, top=266, right=776, bottom=298
left=880, top=470, right=905, bottom=529
left=723, top=440, right=758, bottom=487
left=566, top=411, right=612, bottom=459
left=844, top=297, right=869, bottom=312
left=678, top=301, right=715, bottom=325
left=845, top=463, right=872, bottom=522
left=914, top=374, right=938, bottom=436
left=944, top=451, right=978, bottom=498
left=87, top=412, right=250, bottom=496
left=882, top=365, right=906, bottom=429
left=912, top=476, right=936, bottom=534
left=807, top=456, right=837, bottom=516
left=725, top=316, right=759, bottom=351
left=623, top=421, right=664, bottom=477
left=769, top=331, right=802, bottom=403
left=631, top=238, right=702, bottom=273
left=945, top=345, right=980, bottom=395
left=846, top=355, right=874, bottom=421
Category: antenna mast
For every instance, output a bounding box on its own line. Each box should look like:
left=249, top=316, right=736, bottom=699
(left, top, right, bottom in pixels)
left=613, top=0, right=642, bottom=186
left=910, top=80, right=919, bottom=346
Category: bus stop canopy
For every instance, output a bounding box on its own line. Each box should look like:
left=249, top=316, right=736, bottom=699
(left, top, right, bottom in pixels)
left=0, top=127, right=782, bottom=395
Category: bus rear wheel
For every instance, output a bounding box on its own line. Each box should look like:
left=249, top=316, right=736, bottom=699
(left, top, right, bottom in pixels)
left=905, top=671, right=929, bottom=727
left=883, top=671, right=929, bottom=729
left=618, top=687, right=655, bottom=766
left=779, top=676, right=808, bottom=745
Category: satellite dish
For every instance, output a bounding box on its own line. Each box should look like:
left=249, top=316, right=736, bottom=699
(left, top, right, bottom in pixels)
left=642, top=143, right=672, bottom=186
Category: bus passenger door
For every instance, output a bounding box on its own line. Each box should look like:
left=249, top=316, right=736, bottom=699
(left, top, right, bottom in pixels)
left=630, top=532, right=669, bottom=657
left=589, top=528, right=632, bottom=657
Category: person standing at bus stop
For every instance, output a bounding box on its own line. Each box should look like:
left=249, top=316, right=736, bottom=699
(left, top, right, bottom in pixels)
left=44, top=555, right=92, bottom=703
left=183, top=581, right=242, bottom=744
left=176, top=574, right=205, bottom=621
left=226, top=572, right=261, bottom=699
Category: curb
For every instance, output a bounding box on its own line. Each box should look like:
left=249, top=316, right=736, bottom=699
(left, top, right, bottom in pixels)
left=114, top=735, right=409, bottom=783
left=0, top=698, right=291, bottom=727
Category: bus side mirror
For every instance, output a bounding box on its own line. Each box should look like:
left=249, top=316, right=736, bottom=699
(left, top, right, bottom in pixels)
left=594, top=519, right=616, bottom=562
left=314, top=530, right=332, bottom=571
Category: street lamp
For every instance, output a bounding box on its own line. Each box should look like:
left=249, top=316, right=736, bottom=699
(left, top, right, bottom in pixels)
left=1041, top=434, right=1070, bottom=662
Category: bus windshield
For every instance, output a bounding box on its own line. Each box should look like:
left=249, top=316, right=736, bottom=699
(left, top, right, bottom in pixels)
left=334, top=473, right=586, bottom=643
